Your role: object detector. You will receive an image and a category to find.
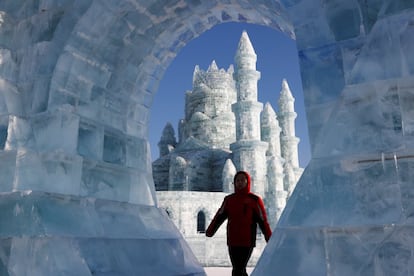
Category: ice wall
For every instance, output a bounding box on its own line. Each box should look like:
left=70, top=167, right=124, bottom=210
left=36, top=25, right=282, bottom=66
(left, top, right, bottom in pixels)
left=1, top=0, right=414, bottom=275
left=0, top=0, right=291, bottom=275
left=254, top=1, right=414, bottom=275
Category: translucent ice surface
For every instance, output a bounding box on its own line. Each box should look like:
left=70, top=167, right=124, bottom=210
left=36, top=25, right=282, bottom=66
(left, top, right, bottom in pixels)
left=253, top=1, right=414, bottom=275
left=0, top=191, right=204, bottom=275
left=1, top=0, right=414, bottom=275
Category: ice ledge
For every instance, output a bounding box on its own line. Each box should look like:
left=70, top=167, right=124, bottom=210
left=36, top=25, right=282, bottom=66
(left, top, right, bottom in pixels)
left=0, top=191, right=205, bottom=275
left=0, top=191, right=179, bottom=239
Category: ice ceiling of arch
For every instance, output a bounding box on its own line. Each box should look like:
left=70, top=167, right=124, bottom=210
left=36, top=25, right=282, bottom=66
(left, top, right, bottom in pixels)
left=0, top=0, right=296, bottom=140
left=53, top=0, right=295, bottom=120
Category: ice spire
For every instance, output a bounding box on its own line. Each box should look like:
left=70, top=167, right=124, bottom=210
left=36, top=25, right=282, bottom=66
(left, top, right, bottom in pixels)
left=261, top=102, right=282, bottom=157
left=232, top=30, right=262, bottom=140
left=235, top=30, right=256, bottom=60
left=231, top=31, right=267, bottom=198
left=277, top=79, right=300, bottom=176
left=278, top=78, right=297, bottom=138
left=192, top=65, right=200, bottom=84
left=281, top=78, right=293, bottom=97
left=207, top=60, right=219, bottom=71
left=234, top=31, right=258, bottom=80
left=279, top=78, right=295, bottom=111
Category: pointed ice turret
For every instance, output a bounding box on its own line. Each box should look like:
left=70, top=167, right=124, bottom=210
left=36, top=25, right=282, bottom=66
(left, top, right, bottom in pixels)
left=233, top=31, right=260, bottom=102
left=278, top=79, right=300, bottom=168
left=158, top=122, right=177, bottom=157
left=261, top=102, right=282, bottom=157
left=222, top=159, right=237, bottom=193
left=277, top=79, right=302, bottom=195
left=207, top=60, right=219, bottom=72
left=231, top=31, right=267, bottom=198
left=232, top=30, right=261, bottom=140
left=234, top=31, right=257, bottom=71
left=280, top=79, right=294, bottom=98
left=278, top=79, right=296, bottom=140
left=192, top=65, right=200, bottom=84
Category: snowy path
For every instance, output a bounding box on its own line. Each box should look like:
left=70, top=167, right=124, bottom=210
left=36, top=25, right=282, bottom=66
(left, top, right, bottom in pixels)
left=204, top=267, right=254, bottom=276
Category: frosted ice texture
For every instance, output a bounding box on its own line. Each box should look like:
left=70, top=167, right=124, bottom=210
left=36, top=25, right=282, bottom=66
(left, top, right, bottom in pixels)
left=0, top=0, right=413, bottom=275
left=253, top=1, right=414, bottom=276
left=0, top=191, right=203, bottom=275
left=0, top=0, right=208, bottom=274
left=153, top=35, right=302, bottom=204
left=184, top=62, right=236, bottom=149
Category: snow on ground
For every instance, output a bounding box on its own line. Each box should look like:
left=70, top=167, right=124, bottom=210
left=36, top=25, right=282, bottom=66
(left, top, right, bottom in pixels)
left=204, top=267, right=254, bottom=276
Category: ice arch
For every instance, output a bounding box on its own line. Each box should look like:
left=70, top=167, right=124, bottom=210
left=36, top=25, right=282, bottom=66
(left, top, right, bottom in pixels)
left=1, top=0, right=414, bottom=275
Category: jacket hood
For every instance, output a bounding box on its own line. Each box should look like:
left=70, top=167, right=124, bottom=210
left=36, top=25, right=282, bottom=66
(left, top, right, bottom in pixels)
left=233, top=171, right=251, bottom=194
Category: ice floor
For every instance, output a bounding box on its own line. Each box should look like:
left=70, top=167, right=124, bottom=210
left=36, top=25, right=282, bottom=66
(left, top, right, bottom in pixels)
left=204, top=267, right=254, bottom=276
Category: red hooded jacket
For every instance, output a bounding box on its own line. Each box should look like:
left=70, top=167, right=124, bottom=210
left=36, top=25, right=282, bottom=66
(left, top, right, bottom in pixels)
left=205, top=171, right=272, bottom=247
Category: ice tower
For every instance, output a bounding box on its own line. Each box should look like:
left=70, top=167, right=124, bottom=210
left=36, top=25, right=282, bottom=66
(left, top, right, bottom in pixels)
left=231, top=31, right=268, bottom=198
left=152, top=31, right=303, bottom=266
left=278, top=79, right=301, bottom=194
left=2, top=0, right=413, bottom=275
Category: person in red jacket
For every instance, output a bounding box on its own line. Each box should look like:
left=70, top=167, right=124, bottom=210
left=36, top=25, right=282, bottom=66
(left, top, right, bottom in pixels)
left=206, top=170, right=272, bottom=276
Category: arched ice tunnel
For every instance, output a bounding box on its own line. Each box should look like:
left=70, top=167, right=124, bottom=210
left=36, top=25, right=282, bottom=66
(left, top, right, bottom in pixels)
left=1, top=0, right=414, bottom=275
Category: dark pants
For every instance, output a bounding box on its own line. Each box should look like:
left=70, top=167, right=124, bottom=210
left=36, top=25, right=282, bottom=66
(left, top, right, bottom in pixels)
left=228, top=246, right=253, bottom=276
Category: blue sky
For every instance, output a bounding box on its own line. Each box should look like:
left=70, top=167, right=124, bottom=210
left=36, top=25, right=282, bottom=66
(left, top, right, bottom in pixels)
left=149, top=22, right=311, bottom=167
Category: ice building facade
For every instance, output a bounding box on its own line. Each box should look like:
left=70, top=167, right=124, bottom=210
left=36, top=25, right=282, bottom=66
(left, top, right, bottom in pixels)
left=1, top=0, right=414, bottom=275
left=152, top=31, right=303, bottom=266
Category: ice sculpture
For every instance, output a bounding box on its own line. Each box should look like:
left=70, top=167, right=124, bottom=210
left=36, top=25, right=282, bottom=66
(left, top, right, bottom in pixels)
left=0, top=1, right=207, bottom=275
left=0, top=0, right=414, bottom=275
left=253, top=1, right=414, bottom=276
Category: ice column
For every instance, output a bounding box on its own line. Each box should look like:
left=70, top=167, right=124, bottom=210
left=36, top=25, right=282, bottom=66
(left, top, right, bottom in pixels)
left=0, top=2, right=205, bottom=275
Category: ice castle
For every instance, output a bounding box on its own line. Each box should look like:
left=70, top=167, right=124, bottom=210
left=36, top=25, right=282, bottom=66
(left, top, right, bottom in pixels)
left=152, top=31, right=303, bottom=266
left=1, top=0, right=414, bottom=275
